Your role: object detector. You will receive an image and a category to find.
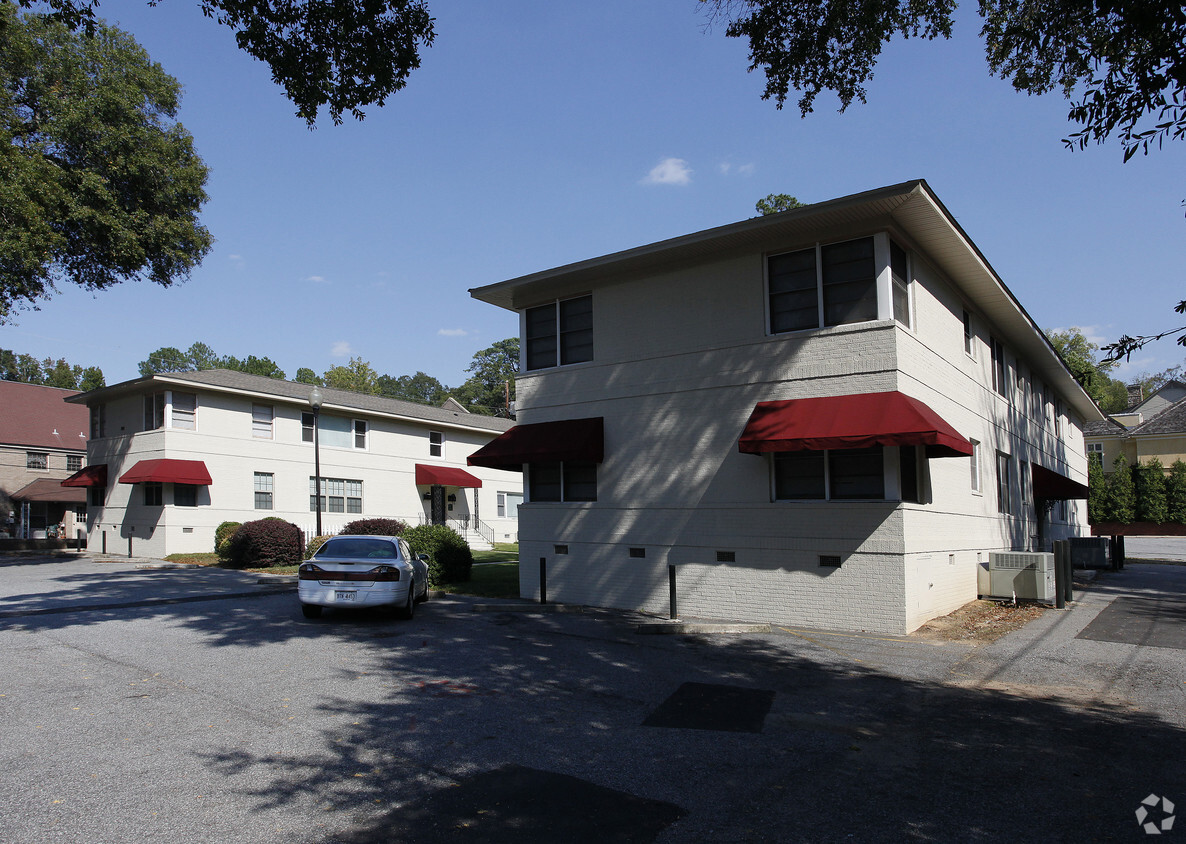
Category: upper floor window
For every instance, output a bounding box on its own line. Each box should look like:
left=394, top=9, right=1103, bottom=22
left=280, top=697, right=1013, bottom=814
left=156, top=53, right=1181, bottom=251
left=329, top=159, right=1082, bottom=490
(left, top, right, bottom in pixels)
left=769, top=236, right=879, bottom=334
left=991, top=338, right=1008, bottom=398
left=26, top=452, right=48, bottom=470
left=172, top=392, right=196, bottom=429
left=302, top=412, right=315, bottom=442
left=252, top=404, right=274, bottom=439
left=969, top=440, right=981, bottom=493
left=963, top=310, right=974, bottom=357
left=525, top=295, right=594, bottom=370
left=890, top=240, right=910, bottom=327
left=67, top=455, right=83, bottom=472
left=429, top=431, right=443, bottom=457
left=354, top=420, right=368, bottom=450
left=145, top=392, right=165, bottom=430
left=90, top=404, right=106, bottom=439
left=314, top=415, right=367, bottom=449
left=144, top=391, right=196, bottom=430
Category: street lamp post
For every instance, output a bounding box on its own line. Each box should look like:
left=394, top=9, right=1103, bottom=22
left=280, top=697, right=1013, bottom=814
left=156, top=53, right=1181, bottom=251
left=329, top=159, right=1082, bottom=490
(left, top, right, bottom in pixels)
left=310, top=386, right=323, bottom=537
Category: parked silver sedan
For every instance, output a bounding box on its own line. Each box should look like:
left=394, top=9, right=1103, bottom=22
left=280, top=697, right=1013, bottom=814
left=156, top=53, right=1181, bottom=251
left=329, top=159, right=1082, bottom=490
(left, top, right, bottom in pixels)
left=298, top=535, right=429, bottom=619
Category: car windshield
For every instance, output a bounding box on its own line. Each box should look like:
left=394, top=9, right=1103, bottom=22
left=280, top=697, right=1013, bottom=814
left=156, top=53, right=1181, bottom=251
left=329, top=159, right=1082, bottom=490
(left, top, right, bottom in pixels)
left=315, top=538, right=399, bottom=559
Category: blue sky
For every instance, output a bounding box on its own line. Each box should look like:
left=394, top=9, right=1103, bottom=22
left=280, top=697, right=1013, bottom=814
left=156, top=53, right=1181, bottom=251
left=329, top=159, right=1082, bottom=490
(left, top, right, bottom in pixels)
left=3, top=0, right=1183, bottom=388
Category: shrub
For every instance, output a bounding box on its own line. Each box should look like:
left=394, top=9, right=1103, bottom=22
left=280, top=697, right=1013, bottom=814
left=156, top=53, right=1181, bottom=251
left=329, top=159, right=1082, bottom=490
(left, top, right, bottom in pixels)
left=403, top=523, right=473, bottom=586
left=340, top=518, right=409, bottom=537
left=1168, top=461, right=1186, bottom=524
left=304, top=535, right=333, bottom=560
left=1136, top=458, right=1168, bottom=523
left=222, top=519, right=304, bottom=569
left=214, top=521, right=241, bottom=556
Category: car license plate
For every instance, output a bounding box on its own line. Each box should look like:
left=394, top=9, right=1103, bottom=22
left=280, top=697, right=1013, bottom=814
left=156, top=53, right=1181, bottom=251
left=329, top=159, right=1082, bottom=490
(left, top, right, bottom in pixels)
left=334, top=590, right=357, bottom=602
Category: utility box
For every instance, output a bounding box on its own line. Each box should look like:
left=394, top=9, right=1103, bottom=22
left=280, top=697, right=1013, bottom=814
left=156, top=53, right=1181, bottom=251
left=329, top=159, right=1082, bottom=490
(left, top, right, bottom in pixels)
left=987, top=552, right=1056, bottom=602
left=1068, top=536, right=1109, bottom=568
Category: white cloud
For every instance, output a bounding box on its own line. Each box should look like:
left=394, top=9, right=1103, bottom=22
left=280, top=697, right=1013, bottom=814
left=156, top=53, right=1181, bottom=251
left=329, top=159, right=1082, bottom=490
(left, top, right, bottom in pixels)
left=719, top=161, right=755, bottom=177
left=330, top=341, right=353, bottom=357
left=641, top=157, right=692, bottom=186
left=305, top=275, right=328, bottom=283
left=228, top=254, right=242, bottom=261
left=438, top=328, right=469, bottom=337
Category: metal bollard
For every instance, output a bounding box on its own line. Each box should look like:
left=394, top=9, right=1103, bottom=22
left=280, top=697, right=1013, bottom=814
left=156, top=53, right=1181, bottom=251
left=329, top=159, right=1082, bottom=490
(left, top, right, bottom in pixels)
left=669, top=564, right=678, bottom=620
left=539, top=557, right=547, bottom=604
left=1053, top=541, right=1066, bottom=609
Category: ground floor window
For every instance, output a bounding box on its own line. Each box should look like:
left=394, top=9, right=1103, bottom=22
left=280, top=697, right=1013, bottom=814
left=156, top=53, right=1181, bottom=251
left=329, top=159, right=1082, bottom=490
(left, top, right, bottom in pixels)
left=144, top=482, right=163, bottom=507
left=254, top=472, right=274, bottom=509
left=89, top=486, right=104, bottom=507
left=528, top=462, right=597, bottom=502
left=774, top=447, right=885, bottom=500
left=174, top=484, right=198, bottom=507
left=310, top=477, right=363, bottom=514
left=498, top=491, right=523, bottom=518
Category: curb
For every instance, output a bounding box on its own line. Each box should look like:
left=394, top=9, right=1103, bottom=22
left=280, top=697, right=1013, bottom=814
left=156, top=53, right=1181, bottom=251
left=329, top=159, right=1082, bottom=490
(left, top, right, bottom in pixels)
left=472, top=602, right=584, bottom=614
left=636, top=621, right=773, bottom=635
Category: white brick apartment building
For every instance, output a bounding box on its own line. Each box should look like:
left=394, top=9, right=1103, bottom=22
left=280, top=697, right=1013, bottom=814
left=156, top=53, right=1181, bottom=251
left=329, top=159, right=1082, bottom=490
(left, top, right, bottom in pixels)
left=66, top=370, right=523, bottom=557
left=469, top=180, right=1101, bottom=634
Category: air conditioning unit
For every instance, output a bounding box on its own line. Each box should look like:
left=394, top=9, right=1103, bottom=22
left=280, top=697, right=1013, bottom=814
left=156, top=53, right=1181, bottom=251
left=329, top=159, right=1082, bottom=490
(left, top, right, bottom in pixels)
left=987, top=552, right=1055, bottom=602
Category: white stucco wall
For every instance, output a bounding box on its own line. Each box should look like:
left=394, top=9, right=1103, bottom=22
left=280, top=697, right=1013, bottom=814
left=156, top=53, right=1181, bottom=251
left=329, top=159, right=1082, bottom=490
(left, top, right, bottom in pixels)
left=84, top=387, right=522, bottom=558
left=509, top=230, right=1091, bottom=634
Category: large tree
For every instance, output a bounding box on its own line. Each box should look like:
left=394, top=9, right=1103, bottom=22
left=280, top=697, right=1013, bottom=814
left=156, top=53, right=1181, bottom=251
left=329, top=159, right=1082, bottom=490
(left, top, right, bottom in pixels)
left=1046, top=327, right=1128, bottom=412
left=323, top=357, right=380, bottom=394
left=453, top=338, right=519, bottom=416
left=18, top=0, right=435, bottom=125
left=138, top=342, right=285, bottom=378
left=1, top=7, right=212, bottom=321
left=704, top=0, right=1186, bottom=162
left=0, top=346, right=104, bottom=388
left=378, top=371, right=448, bottom=405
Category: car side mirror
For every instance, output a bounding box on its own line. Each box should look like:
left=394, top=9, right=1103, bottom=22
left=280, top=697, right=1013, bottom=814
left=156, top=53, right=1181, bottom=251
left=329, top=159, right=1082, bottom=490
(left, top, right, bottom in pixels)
left=418, top=554, right=429, bottom=562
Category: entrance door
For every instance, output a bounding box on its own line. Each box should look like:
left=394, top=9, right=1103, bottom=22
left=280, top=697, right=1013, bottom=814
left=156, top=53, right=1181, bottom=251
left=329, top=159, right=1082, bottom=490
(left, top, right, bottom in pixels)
left=430, top=485, right=446, bottom=525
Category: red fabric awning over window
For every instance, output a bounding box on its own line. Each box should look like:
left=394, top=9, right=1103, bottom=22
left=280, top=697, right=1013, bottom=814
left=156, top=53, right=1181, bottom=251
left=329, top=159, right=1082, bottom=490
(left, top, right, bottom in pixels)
left=1031, top=464, right=1089, bottom=500
left=119, top=459, right=213, bottom=485
left=738, top=391, right=973, bottom=458
left=415, top=464, right=483, bottom=488
left=61, top=464, right=107, bottom=488
left=468, top=417, right=604, bottom=472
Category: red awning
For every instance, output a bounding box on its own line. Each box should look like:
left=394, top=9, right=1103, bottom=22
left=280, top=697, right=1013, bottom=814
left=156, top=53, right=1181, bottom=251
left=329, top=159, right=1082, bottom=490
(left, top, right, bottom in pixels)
left=119, top=459, right=213, bottom=485
left=738, top=391, right=973, bottom=458
left=1031, top=464, right=1089, bottom=500
left=61, top=464, right=107, bottom=488
left=468, top=417, right=604, bottom=471
left=415, top=464, right=483, bottom=488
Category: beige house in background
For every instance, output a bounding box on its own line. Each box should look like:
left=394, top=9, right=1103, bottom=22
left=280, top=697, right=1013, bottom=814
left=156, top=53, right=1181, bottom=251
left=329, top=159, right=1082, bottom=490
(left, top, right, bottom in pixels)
left=0, top=381, right=89, bottom=539
left=1085, top=381, right=1186, bottom=471
left=66, top=370, right=523, bottom=557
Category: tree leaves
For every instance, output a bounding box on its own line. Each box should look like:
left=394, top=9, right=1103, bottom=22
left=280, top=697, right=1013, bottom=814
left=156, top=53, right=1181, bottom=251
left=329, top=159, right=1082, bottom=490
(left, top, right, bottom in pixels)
left=1, top=7, right=211, bottom=320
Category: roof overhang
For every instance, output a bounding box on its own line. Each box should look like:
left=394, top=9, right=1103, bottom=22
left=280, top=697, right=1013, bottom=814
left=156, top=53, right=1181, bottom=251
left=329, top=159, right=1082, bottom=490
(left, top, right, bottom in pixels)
left=10, top=478, right=87, bottom=503
left=470, top=179, right=1102, bottom=424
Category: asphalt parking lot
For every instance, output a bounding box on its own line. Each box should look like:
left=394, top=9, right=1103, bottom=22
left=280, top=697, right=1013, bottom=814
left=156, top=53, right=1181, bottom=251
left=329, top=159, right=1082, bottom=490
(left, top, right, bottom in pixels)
left=0, top=551, right=1183, bottom=843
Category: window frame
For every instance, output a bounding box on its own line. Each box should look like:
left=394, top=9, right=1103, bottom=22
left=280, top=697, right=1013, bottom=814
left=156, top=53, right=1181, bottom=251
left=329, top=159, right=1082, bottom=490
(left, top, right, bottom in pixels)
left=528, top=462, right=597, bottom=502
left=144, top=482, right=163, bottom=507
left=768, top=236, right=881, bottom=335
left=90, top=404, right=106, bottom=439
left=429, top=431, right=443, bottom=457
left=310, top=476, right=363, bottom=514
left=524, top=294, right=594, bottom=371
left=252, top=404, right=274, bottom=439
left=174, top=484, right=198, bottom=507
left=996, top=451, right=1012, bottom=514
left=67, top=454, right=83, bottom=472
left=772, top=446, right=888, bottom=502
left=26, top=451, right=48, bottom=470
left=969, top=439, right=982, bottom=493
left=254, top=472, right=274, bottom=510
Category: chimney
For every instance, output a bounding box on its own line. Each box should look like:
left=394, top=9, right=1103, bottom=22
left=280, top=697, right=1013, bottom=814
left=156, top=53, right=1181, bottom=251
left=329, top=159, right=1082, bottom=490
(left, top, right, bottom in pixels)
left=1127, top=384, right=1144, bottom=408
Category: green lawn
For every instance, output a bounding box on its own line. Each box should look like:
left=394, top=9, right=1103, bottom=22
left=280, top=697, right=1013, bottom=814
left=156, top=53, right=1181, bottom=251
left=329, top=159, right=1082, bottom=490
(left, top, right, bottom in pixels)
left=438, top=561, right=520, bottom=598
left=164, top=543, right=520, bottom=590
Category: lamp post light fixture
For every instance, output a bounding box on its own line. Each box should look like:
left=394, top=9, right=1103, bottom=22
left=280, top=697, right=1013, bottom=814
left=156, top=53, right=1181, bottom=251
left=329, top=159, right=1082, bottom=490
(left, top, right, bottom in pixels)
left=309, top=386, right=323, bottom=537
